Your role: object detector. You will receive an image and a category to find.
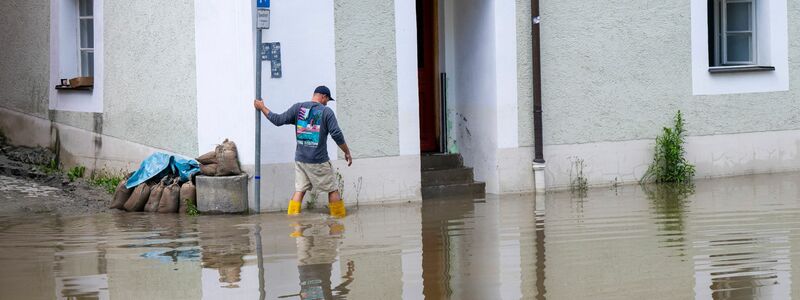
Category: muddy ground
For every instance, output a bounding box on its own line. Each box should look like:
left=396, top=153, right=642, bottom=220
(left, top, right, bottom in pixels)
left=0, top=134, right=112, bottom=216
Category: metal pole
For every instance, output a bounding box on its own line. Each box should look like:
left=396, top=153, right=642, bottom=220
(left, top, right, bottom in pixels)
left=532, top=0, right=545, bottom=164
left=255, top=28, right=262, bottom=213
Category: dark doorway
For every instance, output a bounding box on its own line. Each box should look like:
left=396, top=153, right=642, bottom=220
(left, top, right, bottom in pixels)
left=417, top=0, right=440, bottom=153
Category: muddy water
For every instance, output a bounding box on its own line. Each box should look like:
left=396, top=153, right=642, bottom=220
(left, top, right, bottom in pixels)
left=2, top=173, right=800, bottom=299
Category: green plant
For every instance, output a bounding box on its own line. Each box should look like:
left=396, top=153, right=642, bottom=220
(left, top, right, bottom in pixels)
left=39, top=159, right=60, bottom=174
left=89, top=171, right=125, bottom=194
left=185, top=199, right=199, bottom=216
left=569, top=157, right=588, bottom=196
left=306, top=191, right=318, bottom=210
left=336, top=171, right=345, bottom=199
left=67, top=165, right=86, bottom=182
left=642, top=111, right=696, bottom=183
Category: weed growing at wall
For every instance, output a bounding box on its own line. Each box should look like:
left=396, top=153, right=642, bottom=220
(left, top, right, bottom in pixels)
left=306, top=191, right=318, bottom=210
left=89, top=170, right=125, bottom=194
left=39, top=159, right=60, bottom=174
left=333, top=169, right=363, bottom=208
left=569, top=157, right=588, bottom=197
left=642, top=111, right=696, bottom=184
left=185, top=199, right=199, bottom=216
left=67, top=165, right=86, bottom=182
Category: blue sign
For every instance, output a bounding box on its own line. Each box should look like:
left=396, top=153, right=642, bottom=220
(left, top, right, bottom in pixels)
left=257, top=0, right=270, bottom=8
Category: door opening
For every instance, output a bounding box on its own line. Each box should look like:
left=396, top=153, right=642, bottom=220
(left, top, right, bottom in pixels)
left=417, top=0, right=441, bottom=153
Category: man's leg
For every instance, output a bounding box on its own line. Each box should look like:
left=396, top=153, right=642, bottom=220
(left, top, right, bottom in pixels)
left=288, top=191, right=304, bottom=215
left=328, top=190, right=346, bottom=218
left=290, top=162, right=312, bottom=215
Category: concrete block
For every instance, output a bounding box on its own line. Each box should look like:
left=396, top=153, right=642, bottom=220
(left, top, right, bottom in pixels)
left=196, top=174, right=249, bottom=214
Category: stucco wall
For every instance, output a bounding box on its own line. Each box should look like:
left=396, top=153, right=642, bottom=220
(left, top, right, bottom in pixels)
left=516, top=0, right=534, bottom=147
left=334, top=0, right=400, bottom=159
left=0, top=0, right=51, bottom=118
left=540, top=1, right=800, bottom=146
left=102, top=0, right=198, bottom=156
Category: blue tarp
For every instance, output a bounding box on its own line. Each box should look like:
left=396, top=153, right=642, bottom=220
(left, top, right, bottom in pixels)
left=125, top=152, right=200, bottom=189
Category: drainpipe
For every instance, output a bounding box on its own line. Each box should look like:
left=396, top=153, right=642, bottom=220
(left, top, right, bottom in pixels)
left=531, top=0, right=546, bottom=193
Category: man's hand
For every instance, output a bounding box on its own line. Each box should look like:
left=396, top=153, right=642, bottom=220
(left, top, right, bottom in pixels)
left=338, top=144, right=353, bottom=167
left=254, top=98, right=271, bottom=116
left=253, top=98, right=265, bottom=111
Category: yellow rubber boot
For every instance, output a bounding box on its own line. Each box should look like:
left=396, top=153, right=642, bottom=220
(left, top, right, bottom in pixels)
left=329, top=200, right=346, bottom=218
left=287, top=200, right=302, bottom=215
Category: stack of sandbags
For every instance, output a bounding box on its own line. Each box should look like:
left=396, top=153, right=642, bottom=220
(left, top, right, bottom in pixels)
left=197, top=139, right=242, bottom=176
left=112, top=174, right=198, bottom=215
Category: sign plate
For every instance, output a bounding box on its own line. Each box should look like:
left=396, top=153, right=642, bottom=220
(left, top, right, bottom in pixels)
left=260, top=42, right=282, bottom=78
left=257, top=0, right=270, bottom=8
left=257, top=8, right=270, bottom=29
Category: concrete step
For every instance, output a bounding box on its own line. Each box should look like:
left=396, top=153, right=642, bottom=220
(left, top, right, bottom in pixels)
left=422, top=182, right=486, bottom=199
left=421, top=154, right=463, bottom=170
left=421, top=167, right=474, bottom=187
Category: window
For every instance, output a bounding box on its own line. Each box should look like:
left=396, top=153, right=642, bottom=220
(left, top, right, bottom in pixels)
left=78, top=0, right=94, bottom=77
left=709, top=0, right=757, bottom=66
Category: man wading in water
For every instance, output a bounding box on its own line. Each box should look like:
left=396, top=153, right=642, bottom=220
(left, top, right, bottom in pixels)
left=254, top=86, right=352, bottom=217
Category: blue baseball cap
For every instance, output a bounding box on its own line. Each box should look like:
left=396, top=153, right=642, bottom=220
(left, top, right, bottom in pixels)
left=314, top=85, right=334, bottom=101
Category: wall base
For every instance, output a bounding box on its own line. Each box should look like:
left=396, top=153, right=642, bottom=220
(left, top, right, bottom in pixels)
left=245, top=155, right=423, bottom=212
left=533, top=161, right=546, bottom=193
left=0, top=106, right=165, bottom=174
left=543, top=129, right=800, bottom=191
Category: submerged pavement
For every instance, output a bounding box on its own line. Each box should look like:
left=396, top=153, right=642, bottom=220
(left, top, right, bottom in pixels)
left=2, top=172, right=800, bottom=299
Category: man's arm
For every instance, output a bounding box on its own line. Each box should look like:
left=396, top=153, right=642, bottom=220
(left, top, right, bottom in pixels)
left=254, top=99, right=297, bottom=126
left=325, top=108, right=352, bottom=166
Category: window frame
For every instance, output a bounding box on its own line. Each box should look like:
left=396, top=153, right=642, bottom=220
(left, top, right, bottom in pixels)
left=715, top=0, right=757, bottom=66
left=78, top=0, right=94, bottom=77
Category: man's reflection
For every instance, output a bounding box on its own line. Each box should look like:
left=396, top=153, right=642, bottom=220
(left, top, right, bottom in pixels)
left=290, top=219, right=354, bottom=300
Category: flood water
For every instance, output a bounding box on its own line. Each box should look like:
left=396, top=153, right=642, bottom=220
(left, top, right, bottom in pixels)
left=2, top=172, right=800, bottom=299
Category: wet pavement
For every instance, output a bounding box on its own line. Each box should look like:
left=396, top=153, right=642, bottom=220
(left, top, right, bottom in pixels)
left=2, top=172, right=800, bottom=299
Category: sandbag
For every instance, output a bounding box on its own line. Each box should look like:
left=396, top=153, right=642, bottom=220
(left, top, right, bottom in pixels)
left=216, top=139, right=242, bottom=176
left=144, top=181, right=166, bottom=212
left=124, top=183, right=152, bottom=212
left=179, top=181, right=197, bottom=214
left=158, top=179, right=181, bottom=213
left=222, top=139, right=238, bottom=153
left=200, top=163, right=218, bottom=176
left=110, top=179, right=133, bottom=210
left=196, top=150, right=217, bottom=165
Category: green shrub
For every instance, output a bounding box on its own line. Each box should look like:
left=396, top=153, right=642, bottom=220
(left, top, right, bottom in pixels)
left=67, top=165, right=86, bottom=182
left=306, top=191, right=318, bottom=210
left=40, top=159, right=60, bottom=174
left=642, top=111, right=696, bottom=184
left=185, top=199, right=199, bottom=216
left=89, top=171, right=125, bottom=194
left=569, top=157, right=588, bottom=196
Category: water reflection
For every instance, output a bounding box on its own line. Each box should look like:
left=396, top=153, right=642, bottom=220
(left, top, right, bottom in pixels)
left=2, top=173, right=800, bottom=299
left=281, top=219, right=354, bottom=299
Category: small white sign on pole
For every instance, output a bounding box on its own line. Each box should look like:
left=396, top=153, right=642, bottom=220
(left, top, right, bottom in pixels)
left=257, top=9, right=270, bottom=29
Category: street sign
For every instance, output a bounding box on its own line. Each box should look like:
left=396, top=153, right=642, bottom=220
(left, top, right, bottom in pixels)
left=260, top=42, right=282, bottom=78
left=257, top=8, right=270, bottom=29
left=257, top=0, right=270, bottom=8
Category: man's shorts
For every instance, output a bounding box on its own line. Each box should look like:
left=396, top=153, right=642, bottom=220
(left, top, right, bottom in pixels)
left=295, top=161, right=337, bottom=193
